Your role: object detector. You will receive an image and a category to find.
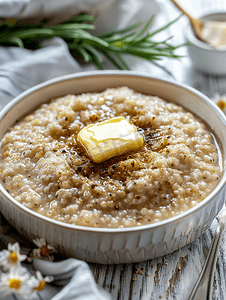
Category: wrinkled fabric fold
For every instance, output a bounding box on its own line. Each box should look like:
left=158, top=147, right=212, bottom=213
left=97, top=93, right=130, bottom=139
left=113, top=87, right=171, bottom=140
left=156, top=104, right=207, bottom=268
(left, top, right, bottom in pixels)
left=33, top=259, right=111, bottom=300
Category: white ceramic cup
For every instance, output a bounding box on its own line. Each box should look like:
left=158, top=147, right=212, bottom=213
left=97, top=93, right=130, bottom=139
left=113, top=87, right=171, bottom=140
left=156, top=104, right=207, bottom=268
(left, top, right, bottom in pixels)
left=185, top=12, right=226, bottom=75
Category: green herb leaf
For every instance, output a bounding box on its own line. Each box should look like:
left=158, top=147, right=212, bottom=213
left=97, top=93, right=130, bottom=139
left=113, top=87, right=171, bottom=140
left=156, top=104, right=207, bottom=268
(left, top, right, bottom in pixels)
left=0, top=13, right=186, bottom=74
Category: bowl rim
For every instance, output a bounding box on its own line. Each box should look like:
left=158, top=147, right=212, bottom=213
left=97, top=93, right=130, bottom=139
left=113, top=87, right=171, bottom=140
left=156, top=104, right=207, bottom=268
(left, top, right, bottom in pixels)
left=185, top=11, right=226, bottom=52
left=0, top=70, right=226, bottom=233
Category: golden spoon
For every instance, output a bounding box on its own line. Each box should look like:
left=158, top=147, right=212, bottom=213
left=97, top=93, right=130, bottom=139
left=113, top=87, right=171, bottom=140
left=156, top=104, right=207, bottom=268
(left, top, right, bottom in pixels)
left=170, top=0, right=226, bottom=48
left=170, top=0, right=205, bottom=42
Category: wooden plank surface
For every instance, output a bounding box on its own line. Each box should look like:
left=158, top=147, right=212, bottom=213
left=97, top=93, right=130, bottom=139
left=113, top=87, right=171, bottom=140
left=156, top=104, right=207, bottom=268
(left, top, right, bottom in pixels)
left=89, top=1, right=226, bottom=299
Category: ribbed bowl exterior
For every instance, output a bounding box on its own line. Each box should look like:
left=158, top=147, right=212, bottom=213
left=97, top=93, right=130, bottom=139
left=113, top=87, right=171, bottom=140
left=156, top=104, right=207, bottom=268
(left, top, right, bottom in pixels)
left=0, top=71, right=225, bottom=264
left=0, top=188, right=225, bottom=264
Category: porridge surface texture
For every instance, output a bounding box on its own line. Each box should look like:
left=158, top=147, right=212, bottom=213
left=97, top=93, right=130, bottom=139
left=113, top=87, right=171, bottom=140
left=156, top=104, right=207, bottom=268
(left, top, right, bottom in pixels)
left=0, top=87, right=222, bottom=228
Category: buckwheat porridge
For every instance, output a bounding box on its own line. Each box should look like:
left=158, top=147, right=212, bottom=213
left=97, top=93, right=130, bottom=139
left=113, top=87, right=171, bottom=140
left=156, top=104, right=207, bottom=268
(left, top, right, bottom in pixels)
left=0, top=87, right=222, bottom=228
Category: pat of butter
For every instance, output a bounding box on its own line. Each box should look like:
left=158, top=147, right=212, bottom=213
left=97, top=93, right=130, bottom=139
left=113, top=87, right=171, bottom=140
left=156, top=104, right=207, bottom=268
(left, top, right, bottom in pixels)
left=77, top=117, right=144, bottom=163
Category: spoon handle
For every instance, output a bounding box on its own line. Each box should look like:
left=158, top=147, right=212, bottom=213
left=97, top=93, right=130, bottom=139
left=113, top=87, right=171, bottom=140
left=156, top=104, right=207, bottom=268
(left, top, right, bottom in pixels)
left=169, top=0, right=196, bottom=23
left=169, top=0, right=205, bottom=42
left=188, top=221, right=226, bottom=300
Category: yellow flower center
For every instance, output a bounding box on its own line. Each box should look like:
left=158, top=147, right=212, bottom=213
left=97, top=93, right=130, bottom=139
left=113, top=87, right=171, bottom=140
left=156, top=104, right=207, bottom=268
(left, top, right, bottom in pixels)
left=217, top=100, right=226, bottom=111
left=9, top=279, right=21, bottom=290
left=40, top=245, right=49, bottom=257
left=34, top=280, right=46, bottom=291
left=9, top=252, right=18, bottom=263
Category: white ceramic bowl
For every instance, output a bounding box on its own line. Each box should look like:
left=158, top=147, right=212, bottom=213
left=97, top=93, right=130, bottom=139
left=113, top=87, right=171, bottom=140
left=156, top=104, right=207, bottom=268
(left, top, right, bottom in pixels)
left=185, top=12, right=226, bottom=75
left=0, top=71, right=226, bottom=264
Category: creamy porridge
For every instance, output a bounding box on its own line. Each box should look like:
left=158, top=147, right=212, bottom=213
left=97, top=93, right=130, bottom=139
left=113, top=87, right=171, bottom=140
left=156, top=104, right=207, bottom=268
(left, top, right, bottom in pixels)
left=0, top=87, right=222, bottom=228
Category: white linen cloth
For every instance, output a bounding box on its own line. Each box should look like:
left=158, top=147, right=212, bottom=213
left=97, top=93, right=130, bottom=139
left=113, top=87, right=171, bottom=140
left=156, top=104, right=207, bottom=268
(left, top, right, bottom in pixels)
left=32, top=258, right=111, bottom=300
left=0, top=0, right=163, bottom=299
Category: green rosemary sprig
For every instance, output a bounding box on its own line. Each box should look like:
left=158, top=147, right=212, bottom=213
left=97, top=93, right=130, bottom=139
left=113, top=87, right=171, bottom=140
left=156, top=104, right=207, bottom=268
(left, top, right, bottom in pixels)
left=0, top=14, right=185, bottom=71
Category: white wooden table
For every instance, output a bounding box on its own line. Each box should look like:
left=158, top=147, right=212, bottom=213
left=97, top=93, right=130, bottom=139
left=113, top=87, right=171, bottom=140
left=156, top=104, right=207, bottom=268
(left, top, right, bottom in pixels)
left=88, top=1, right=226, bottom=299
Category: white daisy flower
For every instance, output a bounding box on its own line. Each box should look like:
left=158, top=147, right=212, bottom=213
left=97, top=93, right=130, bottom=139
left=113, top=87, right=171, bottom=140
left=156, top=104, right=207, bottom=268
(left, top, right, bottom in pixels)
left=32, top=238, right=56, bottom=261
left=212, top=93, right=226, bottom=114
left=30, top=270, right=53, bottom=293
left=0, top=266, right=32, bottom=298
left=0, top=242, right=27, bottom=271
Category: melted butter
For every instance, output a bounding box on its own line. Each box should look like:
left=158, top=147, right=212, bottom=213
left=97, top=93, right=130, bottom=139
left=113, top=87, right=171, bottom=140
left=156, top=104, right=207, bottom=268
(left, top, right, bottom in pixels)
left=202, top=21, right=226, bottom=49
left=77, top=117, right=144, bottom=163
